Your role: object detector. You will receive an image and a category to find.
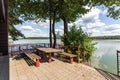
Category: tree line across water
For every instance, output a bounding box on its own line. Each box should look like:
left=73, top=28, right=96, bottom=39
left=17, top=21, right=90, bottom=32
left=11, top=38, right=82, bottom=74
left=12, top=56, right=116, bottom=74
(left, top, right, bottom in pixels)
left=91, top=35, right=120, bottom=40
left=23, top=35, right=120, bottom=40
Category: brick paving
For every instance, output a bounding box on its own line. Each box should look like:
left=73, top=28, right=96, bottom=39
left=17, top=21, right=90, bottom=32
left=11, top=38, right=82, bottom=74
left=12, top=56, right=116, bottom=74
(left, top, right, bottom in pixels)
left=10, top=57, right=107, bottom=80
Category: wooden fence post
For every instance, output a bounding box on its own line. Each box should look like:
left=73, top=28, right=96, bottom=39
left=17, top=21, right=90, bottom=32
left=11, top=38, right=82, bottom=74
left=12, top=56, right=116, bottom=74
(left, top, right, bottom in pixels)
left=77, top=46, right=80, bottom=63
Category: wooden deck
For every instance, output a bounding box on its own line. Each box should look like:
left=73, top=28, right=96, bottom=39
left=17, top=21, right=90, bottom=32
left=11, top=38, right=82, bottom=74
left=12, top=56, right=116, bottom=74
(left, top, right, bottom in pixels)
left=10, top=57, right=107, bottom=80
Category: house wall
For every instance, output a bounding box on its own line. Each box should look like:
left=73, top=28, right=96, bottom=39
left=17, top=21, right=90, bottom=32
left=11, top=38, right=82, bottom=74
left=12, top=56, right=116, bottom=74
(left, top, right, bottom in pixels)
left=0, top=0, right=8, bottom=56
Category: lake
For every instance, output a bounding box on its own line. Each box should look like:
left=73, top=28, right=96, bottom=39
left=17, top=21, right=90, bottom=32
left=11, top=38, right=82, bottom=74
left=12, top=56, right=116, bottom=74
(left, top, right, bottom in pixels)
left=9, top=39, right=120, bottom=75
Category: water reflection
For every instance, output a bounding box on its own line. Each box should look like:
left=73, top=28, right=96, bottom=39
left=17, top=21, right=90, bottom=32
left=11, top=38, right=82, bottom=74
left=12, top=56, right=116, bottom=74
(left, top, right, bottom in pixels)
left=91, top=40, right=120, bottom=75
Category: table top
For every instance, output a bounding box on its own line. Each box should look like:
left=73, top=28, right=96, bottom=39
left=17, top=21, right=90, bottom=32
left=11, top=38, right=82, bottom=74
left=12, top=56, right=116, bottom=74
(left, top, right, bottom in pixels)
left=37, top=48, right=61, bottom=53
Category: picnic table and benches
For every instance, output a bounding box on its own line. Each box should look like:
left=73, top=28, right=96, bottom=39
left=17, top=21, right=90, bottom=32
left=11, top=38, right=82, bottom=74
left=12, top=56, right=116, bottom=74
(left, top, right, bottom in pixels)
left=22, top=47, right=77, bottom=68
left=37, top=48, right=77, bottom=64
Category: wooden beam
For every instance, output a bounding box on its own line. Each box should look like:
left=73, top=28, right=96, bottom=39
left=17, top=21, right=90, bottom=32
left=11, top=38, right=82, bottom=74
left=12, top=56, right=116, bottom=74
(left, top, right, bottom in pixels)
left=0, top=0, right=8, bottom=56
left=0, top=0, right=5, bottom=23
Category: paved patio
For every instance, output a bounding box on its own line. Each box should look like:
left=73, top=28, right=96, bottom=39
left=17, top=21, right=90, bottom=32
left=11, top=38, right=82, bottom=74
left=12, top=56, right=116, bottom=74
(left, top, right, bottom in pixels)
left=10, top=56, right=107, bottom=80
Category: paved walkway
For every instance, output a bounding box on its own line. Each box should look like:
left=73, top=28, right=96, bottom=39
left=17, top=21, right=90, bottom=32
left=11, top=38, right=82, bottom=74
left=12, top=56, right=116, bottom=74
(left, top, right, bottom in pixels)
left=10, top=56, right=108, bottom=80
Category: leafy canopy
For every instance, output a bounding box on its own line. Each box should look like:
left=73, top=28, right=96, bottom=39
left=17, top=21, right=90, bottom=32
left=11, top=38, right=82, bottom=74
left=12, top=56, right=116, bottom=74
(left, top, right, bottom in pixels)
left=9, top=0, right=120, bottom=40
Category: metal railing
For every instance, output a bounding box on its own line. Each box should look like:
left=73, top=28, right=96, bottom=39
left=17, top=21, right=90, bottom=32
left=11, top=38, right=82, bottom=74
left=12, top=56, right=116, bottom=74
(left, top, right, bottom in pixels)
left=9, top=43, right=63, bottom=57
left=117, top=50, right=120, bottom=76
left=9, top=43, right=50, bottom=56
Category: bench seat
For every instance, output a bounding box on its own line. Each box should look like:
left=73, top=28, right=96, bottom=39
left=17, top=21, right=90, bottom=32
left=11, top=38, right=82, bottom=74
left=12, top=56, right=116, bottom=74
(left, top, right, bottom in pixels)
left=25, top=53, right=41, bottom=67
left=58, top=52, right=77, bottom=64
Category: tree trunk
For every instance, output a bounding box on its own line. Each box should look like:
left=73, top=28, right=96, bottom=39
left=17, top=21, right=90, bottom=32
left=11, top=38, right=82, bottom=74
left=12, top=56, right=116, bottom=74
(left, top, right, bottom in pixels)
left=49, top=14, right=52, bottom=47
left=62, top=17, right=68, bottom=48
left=49, top=0, right=52, bottom=48
left=52, top=10, right=56, bottom=48
left=63, top=17, right=68, bottom=35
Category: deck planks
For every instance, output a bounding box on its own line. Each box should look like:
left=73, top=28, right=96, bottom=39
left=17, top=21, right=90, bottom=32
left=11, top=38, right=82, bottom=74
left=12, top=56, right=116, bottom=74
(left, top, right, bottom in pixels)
left=10, top=57, right=107, bottom=80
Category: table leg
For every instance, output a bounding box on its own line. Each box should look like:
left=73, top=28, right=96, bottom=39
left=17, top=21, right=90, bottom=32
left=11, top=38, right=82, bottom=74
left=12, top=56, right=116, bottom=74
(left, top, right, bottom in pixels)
left=70, top=57, right=73, bottom=64
left=48, top=53, right=52, bottom=63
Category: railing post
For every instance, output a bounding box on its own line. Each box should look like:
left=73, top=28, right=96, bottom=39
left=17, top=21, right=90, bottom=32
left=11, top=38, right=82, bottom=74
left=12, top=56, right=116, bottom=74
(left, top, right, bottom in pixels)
left=44, top=43, right=45, bottom=47
left=19, top=44, right=21, bottom=53
left=77, top=46, right=80, bottom=63
left=117, top=50, right=120, bottom=76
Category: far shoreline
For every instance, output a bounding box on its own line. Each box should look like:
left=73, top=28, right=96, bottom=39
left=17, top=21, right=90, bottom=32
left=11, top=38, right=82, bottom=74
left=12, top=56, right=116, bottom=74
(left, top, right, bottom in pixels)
left=9, top=35, right=120, bottom=40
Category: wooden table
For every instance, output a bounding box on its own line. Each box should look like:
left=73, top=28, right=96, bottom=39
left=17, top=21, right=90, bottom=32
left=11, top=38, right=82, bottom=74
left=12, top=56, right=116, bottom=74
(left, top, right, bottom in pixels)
left=37, top=48, right=61, bottom=63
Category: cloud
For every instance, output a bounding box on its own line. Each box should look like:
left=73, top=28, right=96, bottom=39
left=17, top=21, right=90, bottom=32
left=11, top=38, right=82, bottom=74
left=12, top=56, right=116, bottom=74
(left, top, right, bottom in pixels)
left=40, top=20, right=49, bottom=28
left=20, top=25, right=41, bottom=32
left=105, top=24, right=120, bottom=31
left=55, top=28, right=63, bottom=32
left=20, top=25, right=44, bottom=37
left=59, top=25, right=64, bottom=30
left=82, top=7, right=101, bottom=23
left=72, top=7, right=120, bottom=36
left=55, top=25, right=64, bottom=35
left=69, top=7, right=104, bottom=34
left=20, top=25, right=34, bottom=31
left=111, top=29, right=120, bottom=34
left=74, top=19, right=83, bottom=27
left=73, top=7, right=102, bottom=28
left=91, top=24, right=120, bottom=36
left=102, top=9, right=107, bottom=15
left=68, top=23, right=74, bottom=27
left=32, top=19, right=49, bottom=28
left=21, top=30, right=48, bottom=37
left=86, top=21, right=105, bottom=29
left=55, top=28, right=63, bottom=35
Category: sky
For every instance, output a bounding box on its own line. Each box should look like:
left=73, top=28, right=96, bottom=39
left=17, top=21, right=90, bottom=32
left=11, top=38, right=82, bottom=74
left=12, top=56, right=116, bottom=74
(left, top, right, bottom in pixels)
left=15, top=6, right=120, bottom=37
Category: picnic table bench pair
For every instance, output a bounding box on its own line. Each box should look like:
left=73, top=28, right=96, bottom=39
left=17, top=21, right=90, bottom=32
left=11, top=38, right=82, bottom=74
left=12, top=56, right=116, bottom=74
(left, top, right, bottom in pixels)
left=25, top=48, right=77, bottom=67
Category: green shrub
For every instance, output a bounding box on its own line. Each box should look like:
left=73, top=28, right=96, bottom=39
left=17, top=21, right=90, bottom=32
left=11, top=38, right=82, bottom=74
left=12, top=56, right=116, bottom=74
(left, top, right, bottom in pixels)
left=61, top=25, right=96, bottom=62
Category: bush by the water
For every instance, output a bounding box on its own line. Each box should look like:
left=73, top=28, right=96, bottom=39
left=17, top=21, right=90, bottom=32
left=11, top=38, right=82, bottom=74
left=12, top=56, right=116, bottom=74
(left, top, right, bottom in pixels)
left=61, top=25, right=96, bottom=62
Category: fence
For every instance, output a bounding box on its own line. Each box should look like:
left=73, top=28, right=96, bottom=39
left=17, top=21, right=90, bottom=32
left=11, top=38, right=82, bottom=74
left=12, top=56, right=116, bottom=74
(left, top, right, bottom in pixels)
left=9, top=43, right=51, bottom=56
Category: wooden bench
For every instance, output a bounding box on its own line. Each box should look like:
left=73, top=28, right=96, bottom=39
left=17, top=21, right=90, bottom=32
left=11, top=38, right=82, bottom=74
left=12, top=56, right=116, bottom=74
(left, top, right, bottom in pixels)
left=58, top=52, right=77, bottom=64
left=25, top=53, right=41, bottom=67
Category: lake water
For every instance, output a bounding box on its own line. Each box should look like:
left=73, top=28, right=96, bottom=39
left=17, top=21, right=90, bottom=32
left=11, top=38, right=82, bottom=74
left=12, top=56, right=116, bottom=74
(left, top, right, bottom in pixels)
left=9, top=39, right=120, bottom=75
left=91, top=40, right=120, bottom=75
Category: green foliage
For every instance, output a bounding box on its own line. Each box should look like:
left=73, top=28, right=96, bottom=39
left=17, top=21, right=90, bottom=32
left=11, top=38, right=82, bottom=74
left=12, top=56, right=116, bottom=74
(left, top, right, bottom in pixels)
left=61, top=25, right=96, bottom=62
left=9, top=0, right=120, bottom=41
left=9, top=0, right=26, bottom=40
left=9, top=25, right=25, bottom=41
left=91, top=0, right=120, bottom=19
left=58, top=0, right=90, bottom=22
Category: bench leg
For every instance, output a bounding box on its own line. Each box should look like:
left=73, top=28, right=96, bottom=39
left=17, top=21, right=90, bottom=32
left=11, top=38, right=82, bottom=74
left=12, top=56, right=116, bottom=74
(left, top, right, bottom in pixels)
left=36, top=58, right=40, bottom=67
left=70, top=57, right=73, bottom=64
left=48, top=53, right=52, bottom=63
